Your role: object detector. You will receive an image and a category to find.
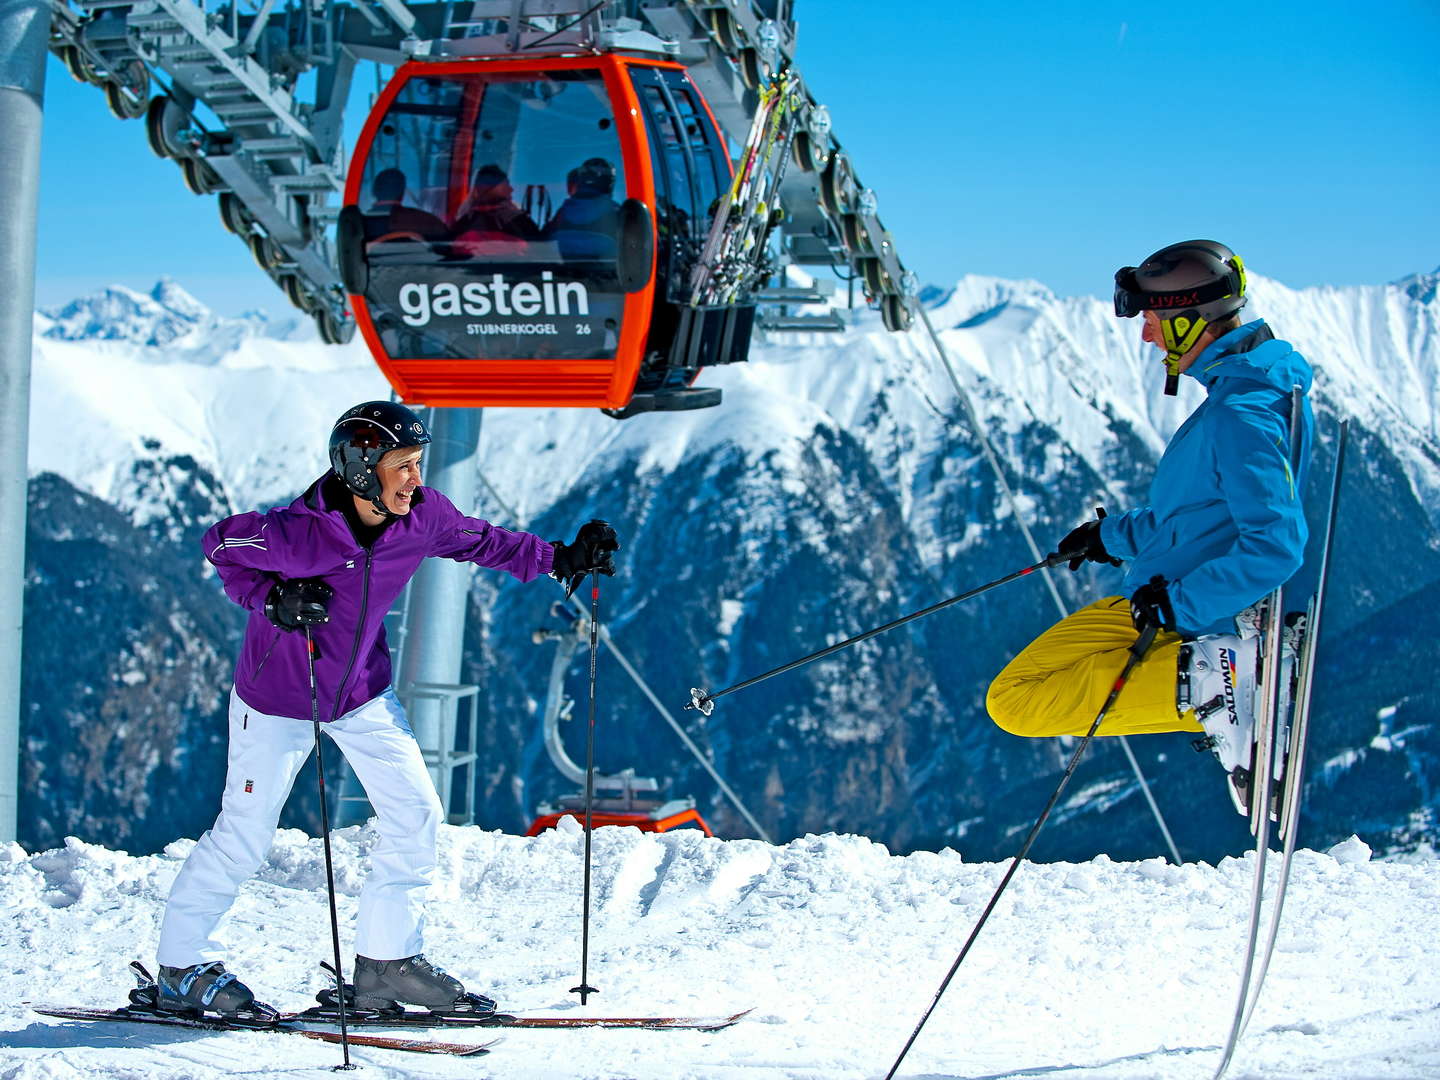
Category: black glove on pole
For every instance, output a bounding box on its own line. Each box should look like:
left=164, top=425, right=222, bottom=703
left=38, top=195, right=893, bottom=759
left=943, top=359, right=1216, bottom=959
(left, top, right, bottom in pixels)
left=1051, top=507, right=1123, bottom=572
left=1130, top=575, right=1177, bottom=634
left=552, top=519, right=620, bottom=599
left=266, top=579, right=334, bottom=632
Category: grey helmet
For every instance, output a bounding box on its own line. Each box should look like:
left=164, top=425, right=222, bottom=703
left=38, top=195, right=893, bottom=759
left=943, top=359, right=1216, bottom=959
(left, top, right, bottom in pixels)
left=1114, top=239, right=1248, bottom=395
left=328, top=400, right=431, bottom=510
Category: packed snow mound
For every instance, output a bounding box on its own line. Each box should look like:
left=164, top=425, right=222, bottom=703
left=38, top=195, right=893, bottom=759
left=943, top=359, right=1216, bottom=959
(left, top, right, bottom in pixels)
left=1, top=826, right=1437, bottom=1078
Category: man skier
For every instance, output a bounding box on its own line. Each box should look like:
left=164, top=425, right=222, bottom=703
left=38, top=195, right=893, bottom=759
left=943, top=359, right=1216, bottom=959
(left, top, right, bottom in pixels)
left=154, top=400, right=618, bottom=1018
left=986, top=240, right=1313, bottom=813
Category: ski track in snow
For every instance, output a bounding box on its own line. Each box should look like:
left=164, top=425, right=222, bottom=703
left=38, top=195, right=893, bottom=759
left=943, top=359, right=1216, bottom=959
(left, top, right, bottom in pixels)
left=1, top=825, right=1437, bottom=1079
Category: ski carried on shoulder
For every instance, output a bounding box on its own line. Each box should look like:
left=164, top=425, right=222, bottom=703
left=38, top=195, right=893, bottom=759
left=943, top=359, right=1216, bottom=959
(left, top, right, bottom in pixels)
left=298, top=962, right=752, bottom=1030
left=1213, top=417, right=1348, bottom=1080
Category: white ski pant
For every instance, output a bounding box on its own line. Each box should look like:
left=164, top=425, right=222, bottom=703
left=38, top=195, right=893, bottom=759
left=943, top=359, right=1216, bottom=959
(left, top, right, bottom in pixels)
left=157, top=687, right=442, bottom=968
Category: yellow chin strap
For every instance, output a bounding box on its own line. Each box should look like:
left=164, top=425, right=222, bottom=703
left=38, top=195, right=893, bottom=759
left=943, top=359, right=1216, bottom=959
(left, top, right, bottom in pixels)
left=1159, top=312, right=1210, bottom=394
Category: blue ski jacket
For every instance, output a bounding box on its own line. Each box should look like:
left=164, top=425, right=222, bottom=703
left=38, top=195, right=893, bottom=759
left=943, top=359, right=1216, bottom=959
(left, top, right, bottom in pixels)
left=1100, top=319, right=1314, bottom=637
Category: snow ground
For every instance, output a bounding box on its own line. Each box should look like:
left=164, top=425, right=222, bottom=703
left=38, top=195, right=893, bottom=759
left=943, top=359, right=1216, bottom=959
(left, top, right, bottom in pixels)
left=1, top=824, right=1436, bottom=1079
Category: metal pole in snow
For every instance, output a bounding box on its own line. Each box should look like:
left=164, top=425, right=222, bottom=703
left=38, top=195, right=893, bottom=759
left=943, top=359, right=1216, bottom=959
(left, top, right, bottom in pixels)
left=0, top=0, right=49, bottom=844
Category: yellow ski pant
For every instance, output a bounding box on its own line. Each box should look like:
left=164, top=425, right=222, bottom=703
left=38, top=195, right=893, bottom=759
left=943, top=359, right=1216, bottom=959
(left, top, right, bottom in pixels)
left=986, top=596, right=1204, bottom=738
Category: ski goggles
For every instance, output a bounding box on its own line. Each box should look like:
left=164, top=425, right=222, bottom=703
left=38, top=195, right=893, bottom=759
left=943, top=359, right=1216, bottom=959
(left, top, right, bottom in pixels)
left=1113, top=261, right=1246, bottom=318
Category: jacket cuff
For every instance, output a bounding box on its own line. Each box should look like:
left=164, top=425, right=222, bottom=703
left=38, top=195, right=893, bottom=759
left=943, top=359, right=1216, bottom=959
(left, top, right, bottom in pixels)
left=537, top=539, right=556, bottom=576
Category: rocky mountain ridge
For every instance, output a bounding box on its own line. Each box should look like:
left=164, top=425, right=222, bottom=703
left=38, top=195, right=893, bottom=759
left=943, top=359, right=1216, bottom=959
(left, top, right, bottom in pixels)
left=18, top=267, right=1440, bottom=861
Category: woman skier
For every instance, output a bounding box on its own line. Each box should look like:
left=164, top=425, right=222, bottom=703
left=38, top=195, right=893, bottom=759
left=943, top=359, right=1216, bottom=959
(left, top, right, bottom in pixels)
left=153, top=400, right=618, bottom=1017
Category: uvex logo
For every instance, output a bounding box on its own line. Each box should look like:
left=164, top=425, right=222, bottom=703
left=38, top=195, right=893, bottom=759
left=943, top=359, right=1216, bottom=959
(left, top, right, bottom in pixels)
left=1152, top=291, right=1199, bottom=308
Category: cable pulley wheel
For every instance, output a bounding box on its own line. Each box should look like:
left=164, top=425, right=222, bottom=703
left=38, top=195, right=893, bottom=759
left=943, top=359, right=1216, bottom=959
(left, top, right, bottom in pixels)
left=249, top=232, right=284, bottom=272
left=881, top=293, right=912, bottom=333
left=60, top=44, right=101, bottom=86
left=858, top=255, right=887, bottom=296
left=217, top=192, right=251, bottom=237
left=706, top=7, right=742, bottom=53
left=145, top=95, right=189, bottom=159
left=738, top=47, right=766, bottom=91
left=791, top=129, right=827, bottom=173
left=179, top=156, right=220, bottom=195
left=103, top=60, right=149, bottom=120
left=281, top=273, right=310, bottom=311
left=842, top=213, right=872, bottom=255
left=820, top=151, right=855, bottom=216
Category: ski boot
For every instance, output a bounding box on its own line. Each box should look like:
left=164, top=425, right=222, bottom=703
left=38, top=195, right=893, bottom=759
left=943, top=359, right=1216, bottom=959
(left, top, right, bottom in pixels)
left=350, top=954, right=496, bottom=1015
left=1180, top=631, right=1260, bottom=815
left=154, top=961, right=278, bottom=1022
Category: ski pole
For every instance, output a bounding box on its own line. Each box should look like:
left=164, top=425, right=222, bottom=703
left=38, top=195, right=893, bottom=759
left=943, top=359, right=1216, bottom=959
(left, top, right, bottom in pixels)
left=686, top=552, right=1071, bottom=715
left=883, top=606, right=1164, bottom=1080
left=570, top=571, right=601, bottom=1005
left=305, top=626, right=355, bottom=1071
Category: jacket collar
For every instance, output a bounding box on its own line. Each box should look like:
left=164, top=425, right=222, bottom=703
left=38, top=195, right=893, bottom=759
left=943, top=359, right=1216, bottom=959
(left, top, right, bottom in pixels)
left=1187, top=319, right=1276, bottom=388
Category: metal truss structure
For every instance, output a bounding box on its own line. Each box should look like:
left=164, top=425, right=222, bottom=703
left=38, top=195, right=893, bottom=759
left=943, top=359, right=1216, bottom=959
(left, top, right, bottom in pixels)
left=46, top=0, right=915, bottom=341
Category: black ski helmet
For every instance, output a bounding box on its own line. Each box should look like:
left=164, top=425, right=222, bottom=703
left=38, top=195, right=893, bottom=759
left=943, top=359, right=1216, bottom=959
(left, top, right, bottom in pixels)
left=1114, top=239, right=1248, bottom=395
left=328, top=401, right=431, bottom=506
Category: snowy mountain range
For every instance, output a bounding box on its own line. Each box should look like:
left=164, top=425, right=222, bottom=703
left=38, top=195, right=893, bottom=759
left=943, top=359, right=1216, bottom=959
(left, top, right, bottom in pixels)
left=19, top=268, right=1440, bottom=863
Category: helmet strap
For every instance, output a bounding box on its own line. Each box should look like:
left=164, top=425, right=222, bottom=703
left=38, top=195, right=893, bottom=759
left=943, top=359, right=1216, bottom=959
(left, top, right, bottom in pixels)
left=1160, top=312, right=1209, bottom=397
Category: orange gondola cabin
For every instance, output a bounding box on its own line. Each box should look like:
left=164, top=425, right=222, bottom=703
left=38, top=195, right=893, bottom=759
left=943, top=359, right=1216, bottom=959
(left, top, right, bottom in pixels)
left=338, top=54, right=753, bottom=416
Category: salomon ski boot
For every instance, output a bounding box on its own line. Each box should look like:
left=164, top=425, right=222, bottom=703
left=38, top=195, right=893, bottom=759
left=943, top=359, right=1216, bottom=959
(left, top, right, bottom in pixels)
left=155, top=962, right=276, bottom=1021
left=352, top=954, right=496, bottom=1015
left=1180, top=632, right=1260, bottom=815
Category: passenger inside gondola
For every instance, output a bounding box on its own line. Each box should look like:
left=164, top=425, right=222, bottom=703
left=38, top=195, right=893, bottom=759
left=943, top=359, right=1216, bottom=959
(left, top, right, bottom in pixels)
left=450, top=164, right=542, bottom=256
left=364, top=168, right=448, bottom=245
left=543, top=157, right=621, bottom=260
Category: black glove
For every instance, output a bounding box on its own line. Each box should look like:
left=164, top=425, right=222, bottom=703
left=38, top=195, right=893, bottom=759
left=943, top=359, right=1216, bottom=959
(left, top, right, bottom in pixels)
left=264, top=578, right=334, bottom=632
left=1130, top=576, right=1176, bottom=634
left=551, top=519, right=620, bottom=596
left=1052, top=518, right=1121, bottom=572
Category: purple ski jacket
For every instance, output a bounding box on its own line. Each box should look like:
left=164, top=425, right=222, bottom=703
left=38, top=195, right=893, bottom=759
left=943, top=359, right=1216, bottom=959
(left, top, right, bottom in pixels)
left=203, top=474, right=554, bottom=721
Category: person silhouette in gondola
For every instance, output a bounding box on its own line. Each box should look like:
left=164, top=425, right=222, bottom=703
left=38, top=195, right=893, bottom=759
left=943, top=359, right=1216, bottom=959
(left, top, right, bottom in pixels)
left=543, top=157, right=621, bottom=260
left=449, top=164, right=542, bottom=255
left=364, top=168, right=448, bottom=244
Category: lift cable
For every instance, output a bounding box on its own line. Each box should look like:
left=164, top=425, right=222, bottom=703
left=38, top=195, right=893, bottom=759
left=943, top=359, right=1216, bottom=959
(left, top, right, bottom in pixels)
left=910, top=301, right=1183, bottom=865
left=473, top=467, right=775, bottom=844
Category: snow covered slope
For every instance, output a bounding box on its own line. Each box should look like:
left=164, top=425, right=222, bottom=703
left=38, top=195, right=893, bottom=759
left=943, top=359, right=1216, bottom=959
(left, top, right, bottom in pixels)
left=20, top=272, right=1440, bottom=862
left=0, top=825, right=1436, bottom=1079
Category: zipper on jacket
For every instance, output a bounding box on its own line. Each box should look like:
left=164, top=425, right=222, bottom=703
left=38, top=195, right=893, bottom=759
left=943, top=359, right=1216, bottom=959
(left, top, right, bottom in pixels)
left=330, top=547, right=373, bottom=723
left=252, top=631, right=283, bottom=681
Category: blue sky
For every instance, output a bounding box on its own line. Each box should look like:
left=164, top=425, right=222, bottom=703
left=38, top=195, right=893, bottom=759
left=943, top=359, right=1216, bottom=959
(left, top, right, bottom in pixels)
left=33, top=0, right=1440, bottom=317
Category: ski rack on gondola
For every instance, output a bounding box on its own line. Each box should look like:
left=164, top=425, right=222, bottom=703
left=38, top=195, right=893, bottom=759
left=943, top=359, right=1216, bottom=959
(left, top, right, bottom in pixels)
left=46, top=0, right=916, bottom=345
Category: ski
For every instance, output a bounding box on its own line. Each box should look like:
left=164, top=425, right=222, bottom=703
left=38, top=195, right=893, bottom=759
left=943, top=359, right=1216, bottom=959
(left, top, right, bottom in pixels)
left=29, top=1004, right=495, bottom=1057
left=290, top=1003, right=754, bottom=1031
left=688, top=67, right=801, bottom=308
left=303, top=962, right=752, bottom=1030
left=1237, top=419, right=1349, bottom=1038
left=1212, top=415, right=1348, bottom=1080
